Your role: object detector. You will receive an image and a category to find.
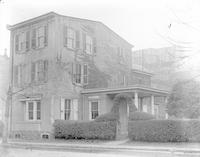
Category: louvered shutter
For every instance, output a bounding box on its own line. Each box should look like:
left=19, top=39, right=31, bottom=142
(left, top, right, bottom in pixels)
left=31, top=29, right=36, bottom=49
left=93, top=37, right=97, bottom=55
left=75, top=31, right=80, bottom=49
left=31, top=62, right=36, bottom=82
left=60, top=98, right=65, bottom=120
left=71, top=62, right=76, bottom=84
left=89, top=101, right=91, bottom=120
left=26, top=31, right=30, bottom=51
left=44, top=60, right=48, bottom=82
left=82, top=33, right=86, bottom=52
left=44, top=25, right=48, bottom=46
left=83, top=64, right=88, bottom=84
left=72, top=99, right=78, bottom=120
left=14, top=66, right=18, bottom=86
left=15, top=35, right=19, bottom=52
left=64, top=26, right=68, bottom=46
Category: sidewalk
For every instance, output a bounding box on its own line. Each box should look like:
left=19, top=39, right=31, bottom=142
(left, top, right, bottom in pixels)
left=1, top=139, right=200, bottom=154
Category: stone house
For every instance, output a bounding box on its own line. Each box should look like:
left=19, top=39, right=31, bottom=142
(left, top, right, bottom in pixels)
left=8, top=12, right=168, bottom=139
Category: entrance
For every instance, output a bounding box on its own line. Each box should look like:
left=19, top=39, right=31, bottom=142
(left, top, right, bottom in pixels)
left=119, top=101, right=128, bottom=137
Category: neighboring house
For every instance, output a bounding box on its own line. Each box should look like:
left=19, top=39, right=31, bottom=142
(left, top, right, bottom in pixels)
left=0, top=54, right=9, bottom=121
left=8, top=12, right=168, bottom=139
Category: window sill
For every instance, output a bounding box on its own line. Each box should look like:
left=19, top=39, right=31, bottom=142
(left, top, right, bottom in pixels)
left=16, top=120, right=41, bottom=124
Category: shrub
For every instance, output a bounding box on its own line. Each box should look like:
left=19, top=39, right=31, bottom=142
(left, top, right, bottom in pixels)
left=129, top=111, right=155, bottom=121
left=53, top=120, right=117, bottom=140
left=128, top=119, right=200, bottom=142
left=95, top=112, right=119, bottom=122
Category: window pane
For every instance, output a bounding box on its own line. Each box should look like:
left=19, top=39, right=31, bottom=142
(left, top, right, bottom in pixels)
left=36, top=101, right=41, bottom=120
left=64, top=99, right=71, bottom=120
left=91, top=101, right=98, bottom=111
left=92, top=111, right=98, bottom=119
left=28, top=102, right=34, bottom=120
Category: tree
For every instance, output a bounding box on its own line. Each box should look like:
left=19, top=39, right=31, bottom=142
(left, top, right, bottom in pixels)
left=167, top=80, right=200, bottom=118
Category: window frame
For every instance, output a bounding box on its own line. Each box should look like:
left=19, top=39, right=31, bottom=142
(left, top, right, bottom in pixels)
left=85, top=35, right=93, bottom=54
left=89, top=100, right=99, bottom=120
left=25, top=100, right=41, bottom=121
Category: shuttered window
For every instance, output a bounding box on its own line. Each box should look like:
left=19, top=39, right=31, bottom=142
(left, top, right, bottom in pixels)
left=89, top=100, right=99, bottom=120
left=26, top=100, right=41, bottom=121
left=72, top=63, right=88, bottom=85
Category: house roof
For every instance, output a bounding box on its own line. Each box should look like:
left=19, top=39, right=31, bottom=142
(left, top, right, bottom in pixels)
left=81, top=85, right=169, bottom=96
left=7, top=12, right=133, bottom=47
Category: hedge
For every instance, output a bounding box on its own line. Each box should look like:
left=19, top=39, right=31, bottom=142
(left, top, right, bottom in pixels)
left=95, top=112, right=119, bottom=122
left=129, top=112, right=155, bottom=121
left=128, top=119, right=200, bottom=142
left=53, top=120, right=117, bottom=140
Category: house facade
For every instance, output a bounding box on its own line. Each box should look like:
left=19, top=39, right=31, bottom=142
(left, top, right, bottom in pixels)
left=8, top=12, right=168, bottom=139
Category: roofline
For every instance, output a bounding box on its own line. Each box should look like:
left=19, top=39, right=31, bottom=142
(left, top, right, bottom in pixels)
left=131, top=69, right=153, bottom=76
left=7, top=11, right=133, bottom=47
left=81, top=85, right=169, bottom=95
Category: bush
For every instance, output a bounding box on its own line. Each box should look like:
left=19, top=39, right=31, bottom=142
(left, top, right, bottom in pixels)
left=53, top=120, right=117, bottom=140
left=129, top=111, right=155, bottom=121
left=128, top=119, right=200, bottom=142
left=95, top=112, right=119, bottom=122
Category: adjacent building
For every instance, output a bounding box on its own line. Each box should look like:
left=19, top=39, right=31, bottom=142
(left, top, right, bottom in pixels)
left=8, top=12, right=168, bottom=139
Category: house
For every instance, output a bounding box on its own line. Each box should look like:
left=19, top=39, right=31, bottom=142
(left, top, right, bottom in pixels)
left=8, top=12, right=168, bottom=139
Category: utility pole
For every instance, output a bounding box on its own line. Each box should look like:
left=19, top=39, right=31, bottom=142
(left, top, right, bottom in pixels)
left=2, top=85, right=12, bottom=143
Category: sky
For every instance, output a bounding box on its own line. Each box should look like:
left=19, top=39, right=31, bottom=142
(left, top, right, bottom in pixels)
left=0, top=0, right=200, bottom=71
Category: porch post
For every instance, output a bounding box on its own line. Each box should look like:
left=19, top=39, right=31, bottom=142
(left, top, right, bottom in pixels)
left=164, top=96, right=168, bottom=119
left=151, top=95, right=155, bottom=115
left=134, top=92, right=139, bottom=110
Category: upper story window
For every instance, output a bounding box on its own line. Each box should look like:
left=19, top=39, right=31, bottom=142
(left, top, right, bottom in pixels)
left=64, top=26, right=80, bottom=50
left=32, top=26, right=48, bottom=49
left=72, top=63, right=88, bottom=85
left=31, top=60, right=48, bottom=83
left=85, top=35, right=93, bottom=54
left=15, top=25, right=48, bottom=53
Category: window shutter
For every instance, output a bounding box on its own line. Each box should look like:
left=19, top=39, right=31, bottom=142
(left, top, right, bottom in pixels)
left=31, top=29, right=36, bottom=49
left=25, top=102, right=29, bottom=121
left=75, top=30, right=80, bottom=49
left=82, top=33, right=86, bottom=52
left=15, top=35, right=19, bottom=52
left=31, top=62, right=36, bottom=82
left=71, top=62, right=76, bottom=84
left=44, top=25, right=48, bottom=46
left=64, top=26, right=68, bottom=46
left=14, top=66, right=18, bottom=86
left=26, top=31, right=30, bottom=51
left=60, top=98, right=65, bottom=120
left=83, top=64, right=88, bottom=84
left=72, top=99, right=78, bottom=120
left=89, top=101, right=91, bottom=120
left=44, top=60, right=48, bottom=82
left=93, top=37, right=97, bottom=55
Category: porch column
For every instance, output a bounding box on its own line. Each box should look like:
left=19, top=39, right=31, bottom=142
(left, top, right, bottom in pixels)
left=164, top=96, right=168, bottom=119
left=134, top=92, right=139, bottom=110
left=151, top=95, right=155, bottom=115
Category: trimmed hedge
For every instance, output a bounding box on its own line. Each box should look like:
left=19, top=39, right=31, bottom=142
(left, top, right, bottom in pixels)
left=128, top=119, right=200, bottom=142
left=129, top=111, right=155, bottom=121
left=95, top=112, right=119, bottom=122
left=53, top=120, right=117, bottom=140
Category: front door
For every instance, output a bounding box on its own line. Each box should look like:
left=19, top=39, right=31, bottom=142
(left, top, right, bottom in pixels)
left=119, top=101, right=128, bottom=136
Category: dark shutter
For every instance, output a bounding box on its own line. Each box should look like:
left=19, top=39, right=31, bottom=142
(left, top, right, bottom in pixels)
left=93, top=37, right=97, bottom=55
left=83, top=64, right=88, bottom=84
left=15, top=35, right=19, bottom=52
left=26, top=31, right=30, bottom=51
left=44, top=25, right=48, bottom=46
left=31, top=29, right=36, bottom=49
left=31, top=62, right=36, bottom=82
left=82, top=33, right=86, bottom=52
left=75, top=30, right=80, bottom=49
left=64, top=26, right=68, bottom=46
left=44, top=60, right=48, bottom=82
left=14, top=66, right=18, bottom=86
left=71, top=62, right=76, bottom=84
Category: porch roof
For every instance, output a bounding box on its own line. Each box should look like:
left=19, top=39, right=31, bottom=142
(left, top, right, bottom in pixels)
left=81, top=85, right=169, bottom=96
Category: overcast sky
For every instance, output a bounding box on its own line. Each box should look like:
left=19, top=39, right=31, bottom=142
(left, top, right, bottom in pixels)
left=0, top=0, right=200, bottom=61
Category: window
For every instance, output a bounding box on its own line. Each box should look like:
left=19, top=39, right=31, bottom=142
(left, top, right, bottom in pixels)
left=26, top=100, right=41, bottom=121
left=64, top=27, right=80, bottom=49
left=60, top=99, right=78, bottom=120
left=89, top=100, right=99, bottom=120
left=32, top=26, right=47, bottom=49
left=73, top=63, right=88, bottom=85
left=85, top=35, right=93, bottom=54
left=31, top=60, right=48, bottom=83
left=14, top=64, right=28, bottom=87
left=67, top=28, right=75, bottom=49
left=15, top=32, right=27, bottom=53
